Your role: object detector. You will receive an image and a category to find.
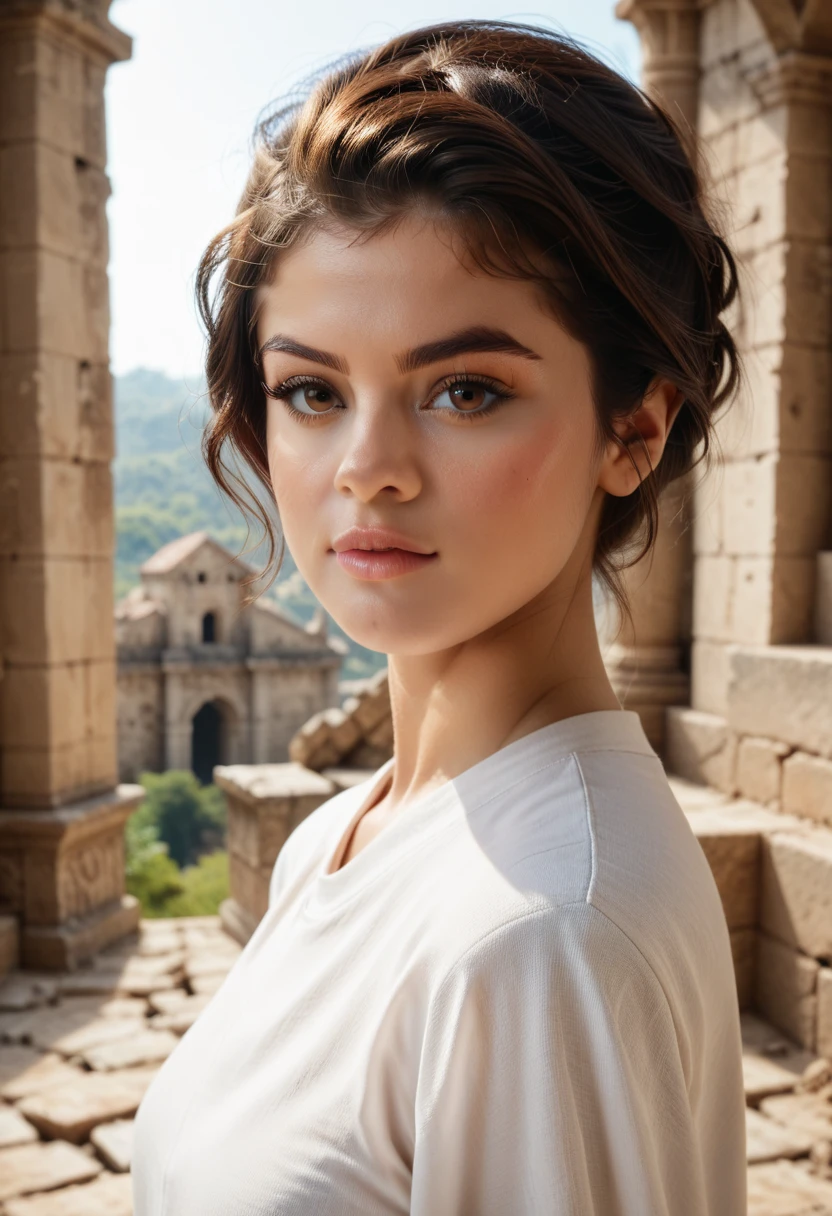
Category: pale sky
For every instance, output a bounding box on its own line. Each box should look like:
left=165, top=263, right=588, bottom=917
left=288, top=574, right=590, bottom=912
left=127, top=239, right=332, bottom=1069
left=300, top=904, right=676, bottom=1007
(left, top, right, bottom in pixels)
left=105, top=1, right=641, bottom=380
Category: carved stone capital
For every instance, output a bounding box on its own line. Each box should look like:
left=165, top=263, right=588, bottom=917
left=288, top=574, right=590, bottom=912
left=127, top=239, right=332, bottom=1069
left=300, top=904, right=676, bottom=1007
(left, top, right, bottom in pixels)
left=745, top=50, right=832, bottom=111
left=0, top=0, right=131, bottom=64
left=616, top=0, right=704, bottom=141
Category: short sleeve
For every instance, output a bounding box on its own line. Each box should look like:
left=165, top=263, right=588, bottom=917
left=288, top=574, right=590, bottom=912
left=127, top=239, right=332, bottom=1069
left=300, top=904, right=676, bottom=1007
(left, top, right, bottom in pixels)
left=411, top=902, right=711, bottom=1216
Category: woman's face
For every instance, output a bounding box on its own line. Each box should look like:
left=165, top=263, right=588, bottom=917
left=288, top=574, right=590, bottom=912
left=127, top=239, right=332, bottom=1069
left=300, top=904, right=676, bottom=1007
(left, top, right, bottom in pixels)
left=257, top=214, right=611, bottom=656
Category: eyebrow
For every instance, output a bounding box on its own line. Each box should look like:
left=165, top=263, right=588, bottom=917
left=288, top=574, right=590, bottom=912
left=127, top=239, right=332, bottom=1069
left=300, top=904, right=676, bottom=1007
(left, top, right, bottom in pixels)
left=257, top=325, right=542, bottom=376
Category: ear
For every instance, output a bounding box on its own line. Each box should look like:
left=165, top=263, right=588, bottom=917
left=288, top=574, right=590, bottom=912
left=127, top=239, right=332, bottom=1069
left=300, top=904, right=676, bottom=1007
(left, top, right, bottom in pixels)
left=597, top=377, right=685, bottom=498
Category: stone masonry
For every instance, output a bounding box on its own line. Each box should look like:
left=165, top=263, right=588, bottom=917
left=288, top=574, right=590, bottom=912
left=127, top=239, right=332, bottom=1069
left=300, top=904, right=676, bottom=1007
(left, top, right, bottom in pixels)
left=0, top=0, right=142, bottom=973
left=115, top=532, right=343, bottom=782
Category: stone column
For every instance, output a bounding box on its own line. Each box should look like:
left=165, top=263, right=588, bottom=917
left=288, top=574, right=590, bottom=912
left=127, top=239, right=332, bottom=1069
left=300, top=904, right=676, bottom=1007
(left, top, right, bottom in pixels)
left=0, top=0, right=142, bottom=969
left=610, top=0, right=702, bottom=750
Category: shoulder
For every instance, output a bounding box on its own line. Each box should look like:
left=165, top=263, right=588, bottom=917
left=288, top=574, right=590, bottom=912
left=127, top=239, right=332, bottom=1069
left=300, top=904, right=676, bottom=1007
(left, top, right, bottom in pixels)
left=428, top=744, right=729, bottom=1024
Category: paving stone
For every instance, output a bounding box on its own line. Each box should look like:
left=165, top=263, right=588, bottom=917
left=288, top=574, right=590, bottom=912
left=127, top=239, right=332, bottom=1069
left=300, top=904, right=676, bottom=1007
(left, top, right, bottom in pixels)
left=57, top=972, right=120, bottom=998
left=0, top=1000, right=135, bottom=1050
left=50, top=1017, right=145, bottom=1059
left=0, top=1140, right=102, bottom=1202
left=2, top=1170, right=133, bottom=1215
left=189, top=971, right=226, bottom=996
left=150, top=996, right=212, bottom=1034
left=146, top=989, right=191, bottom=1016
left=185, top=953, right=239, bottom=979
left=759, top=1091, right=832, bottom=1141
left=747, top=1158, right=832, bottom=1214
left=742, top=1012, right=820, bottom=1102
left=94, top=997, right=148, bottom=1019
left=17, top=1067, right=157, bottom=1143
left=89, top=1117, right=133, bottom=1171
left=0, top=975, right=60, bottom=1012
left=82, top=1027, right=178, bottom=1072
left=0, top=1050, right=83, bottom=1102
left=109, top=970, right=181, bottom=998
left=137, top=933, right=180, bottom=957
left=746, top=1106, right=815, bottom=1164
left=0, top=1104, right=39, bottom=1147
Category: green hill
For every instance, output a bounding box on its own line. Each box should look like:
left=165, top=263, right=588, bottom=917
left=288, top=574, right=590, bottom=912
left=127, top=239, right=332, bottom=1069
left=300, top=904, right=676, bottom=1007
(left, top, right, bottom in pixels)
left=114, top=368, right=386, bottom=680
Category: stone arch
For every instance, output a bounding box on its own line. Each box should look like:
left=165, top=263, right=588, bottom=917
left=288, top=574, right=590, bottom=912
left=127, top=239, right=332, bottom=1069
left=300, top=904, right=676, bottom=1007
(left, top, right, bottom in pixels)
left=190, top=697, right=236, bottom=784
left=201, top=611, right=217, bottom=643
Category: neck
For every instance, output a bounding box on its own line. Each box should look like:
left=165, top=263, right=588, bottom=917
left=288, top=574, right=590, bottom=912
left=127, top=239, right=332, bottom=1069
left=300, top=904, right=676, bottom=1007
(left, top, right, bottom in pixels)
left=380, top=532, right=621, bottom=815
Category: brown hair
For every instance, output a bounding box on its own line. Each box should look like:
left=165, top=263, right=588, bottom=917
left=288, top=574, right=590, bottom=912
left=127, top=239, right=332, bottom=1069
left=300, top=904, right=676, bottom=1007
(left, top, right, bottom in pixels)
left=197, top=19, right=740, bottom=622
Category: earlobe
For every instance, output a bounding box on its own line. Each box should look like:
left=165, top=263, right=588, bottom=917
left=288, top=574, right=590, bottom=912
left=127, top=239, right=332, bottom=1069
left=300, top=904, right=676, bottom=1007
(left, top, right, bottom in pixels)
left=597, top=379, right=683, bottom=498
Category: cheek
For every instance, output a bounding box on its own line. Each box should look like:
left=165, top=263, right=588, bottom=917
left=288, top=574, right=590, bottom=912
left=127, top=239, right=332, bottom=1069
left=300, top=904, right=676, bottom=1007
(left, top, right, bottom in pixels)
left=444, top=415, right=595, bottom=554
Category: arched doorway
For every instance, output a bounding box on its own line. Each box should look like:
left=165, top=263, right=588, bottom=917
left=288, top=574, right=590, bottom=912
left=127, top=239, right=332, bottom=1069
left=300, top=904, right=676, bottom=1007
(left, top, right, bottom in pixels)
left=201, top=611, right=216, bottom=643
left=191, top=701, right=223, bottom=785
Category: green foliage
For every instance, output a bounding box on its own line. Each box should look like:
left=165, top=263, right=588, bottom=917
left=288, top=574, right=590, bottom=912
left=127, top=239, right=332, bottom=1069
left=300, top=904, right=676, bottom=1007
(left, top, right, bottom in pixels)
left=137, top=769, right=227, bottom=868
left=124, top=770, right=231, bottom=917
left=160, top=851, right=230, bottom=919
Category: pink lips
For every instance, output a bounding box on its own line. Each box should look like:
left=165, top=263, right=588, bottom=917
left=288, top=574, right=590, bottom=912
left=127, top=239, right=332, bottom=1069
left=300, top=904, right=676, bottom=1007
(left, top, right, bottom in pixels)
left=330, top=527, right=437, bottom=581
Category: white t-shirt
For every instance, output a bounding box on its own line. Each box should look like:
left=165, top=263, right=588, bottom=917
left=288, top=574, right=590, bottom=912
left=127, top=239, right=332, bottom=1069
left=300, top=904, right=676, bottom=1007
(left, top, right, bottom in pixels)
left=131, top=709, right=747, bottom=1215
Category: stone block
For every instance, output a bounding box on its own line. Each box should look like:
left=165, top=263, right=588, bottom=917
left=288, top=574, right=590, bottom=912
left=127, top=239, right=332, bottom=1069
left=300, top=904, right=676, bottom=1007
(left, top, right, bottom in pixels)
left=730, top=154, right=786, bottom=259
left=665, top=707, right=738, bottom=794
left=782, top=751, right=832, bottom=827
left=692, top=555, right=772, bottom=646
left=754, top=931, right=818, bottom=1050
left=0, top=455, right=114, bottom=559
left=690, top=638, right=731, bottom=717
left=819, top=967, right=832, bottom=1059
left=817, top=552, right=832, bottom=644
left=0, top=1106, right=38, bottom=1149
left=3, top=1171, right=133, bottom=1216
left=760, top=829, right=832, bottom=959
left=687, top=807, right=765, bottom=929
left=745, top=1106, right=814, bottom=1164
left=770, top=554, right=817, bottom=643
left=741, top=1010, right=817, bottom=1102
left=738, top=241, right=786, bottom=350
left=736, top=735, right=790, bottom=804
left=17, top=1066, right=156, bottom=1144
left=89, top=1118, right=133, bottom=1173
left=82, top=1027, right=178, bottom=1072
left=727, top=645, right=832, bottom=757
left=720, top=457, right=776, bottom=556
left=0, top=353, right=114, bottom=463
left=227, top=852, right=271, bottom=926
left=759, top=1090, right=832, bottom=1142
left=0, top=557, right=115, bottom=666
left=0, top=1049, right=82, bottom=1102
left=218, top=763, right=335, bottom=871
left=0, top=1141, right=101, bottom=1204
left=747, top=1160, right=832, bottom=1213
left=730, top=926, right=755, bottom=1008
left=0, top=915, right=19, bottom=978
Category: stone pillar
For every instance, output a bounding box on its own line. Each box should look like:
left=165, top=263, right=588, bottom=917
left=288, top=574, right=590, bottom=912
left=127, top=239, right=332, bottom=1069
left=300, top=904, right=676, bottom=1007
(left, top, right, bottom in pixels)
left=215, top=763, right=337, bottom=943
left=0, top=0, right=142, bottom=969
left=609, top=0, right=702, bottom=750
left=690, top=26, right=832, bottom=720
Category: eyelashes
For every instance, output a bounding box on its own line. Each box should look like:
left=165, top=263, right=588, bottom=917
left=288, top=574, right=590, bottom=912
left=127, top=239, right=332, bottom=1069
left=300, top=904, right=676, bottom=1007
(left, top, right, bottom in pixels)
left=262, top=372, right=515, bottom=424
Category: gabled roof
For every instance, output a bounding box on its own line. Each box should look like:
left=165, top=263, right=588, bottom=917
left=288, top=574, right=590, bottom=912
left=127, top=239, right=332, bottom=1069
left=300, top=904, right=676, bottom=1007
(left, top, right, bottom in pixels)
left=139, top=531, right=255, bottom=578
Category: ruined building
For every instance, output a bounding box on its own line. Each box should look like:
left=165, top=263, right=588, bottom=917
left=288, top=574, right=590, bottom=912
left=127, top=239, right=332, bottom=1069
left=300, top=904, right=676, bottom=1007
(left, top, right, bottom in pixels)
left=115, top=532, right=342, bottom=784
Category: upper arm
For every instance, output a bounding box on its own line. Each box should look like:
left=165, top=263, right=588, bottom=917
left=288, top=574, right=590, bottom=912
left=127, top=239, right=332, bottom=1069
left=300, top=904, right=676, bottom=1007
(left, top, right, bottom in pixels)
left=411, top=902, right=705, bottom=1216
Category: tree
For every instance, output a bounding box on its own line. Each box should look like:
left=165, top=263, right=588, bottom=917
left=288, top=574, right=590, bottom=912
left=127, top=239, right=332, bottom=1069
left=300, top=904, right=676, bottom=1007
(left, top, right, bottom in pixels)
left=137, top=770, right=227, bottom=868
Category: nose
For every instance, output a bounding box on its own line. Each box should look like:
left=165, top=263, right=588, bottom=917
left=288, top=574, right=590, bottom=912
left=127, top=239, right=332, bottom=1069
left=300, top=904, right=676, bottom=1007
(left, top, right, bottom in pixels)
left=333, top=398, right=422, bottom=504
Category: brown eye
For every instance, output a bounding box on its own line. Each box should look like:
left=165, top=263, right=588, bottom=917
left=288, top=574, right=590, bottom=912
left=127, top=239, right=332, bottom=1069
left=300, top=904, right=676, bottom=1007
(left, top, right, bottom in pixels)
left=428, top=379, right=506, bottom=416
left=448, top=383, right=488, bottom=411
left=303, top=386, right=336, bottom=412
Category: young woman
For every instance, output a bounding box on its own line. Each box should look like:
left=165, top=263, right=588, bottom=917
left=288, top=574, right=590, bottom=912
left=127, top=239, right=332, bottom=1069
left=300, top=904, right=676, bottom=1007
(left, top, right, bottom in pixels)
left=132, top=20, right=747, bottom=1214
